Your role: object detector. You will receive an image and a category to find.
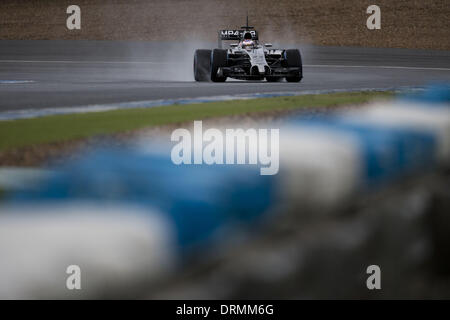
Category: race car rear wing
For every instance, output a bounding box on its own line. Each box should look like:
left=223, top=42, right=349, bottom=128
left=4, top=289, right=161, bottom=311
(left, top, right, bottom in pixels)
left=218, top=30, right=259, bottom=48
left=217, top=15, right=259, bottom=48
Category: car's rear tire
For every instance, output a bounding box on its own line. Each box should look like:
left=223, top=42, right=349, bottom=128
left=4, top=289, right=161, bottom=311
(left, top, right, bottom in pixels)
left=210, top=49, right=228, bottom=82
left=284, top=49, right=303, bottom=83
left=194, top=49, right=211, bottom=82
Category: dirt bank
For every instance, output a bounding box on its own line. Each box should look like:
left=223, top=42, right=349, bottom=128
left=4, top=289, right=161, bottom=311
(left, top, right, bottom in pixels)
left=0, top=0, right=449, bottom=50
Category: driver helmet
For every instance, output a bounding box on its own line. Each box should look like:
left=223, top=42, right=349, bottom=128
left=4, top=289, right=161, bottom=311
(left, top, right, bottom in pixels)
left=241, top=32, right=254, bottom=49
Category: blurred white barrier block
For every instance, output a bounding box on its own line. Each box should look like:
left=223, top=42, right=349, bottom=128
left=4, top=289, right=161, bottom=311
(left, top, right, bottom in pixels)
left=278, top=127, right=362, bottom=210
left=0, top=203, right=175, bottom=299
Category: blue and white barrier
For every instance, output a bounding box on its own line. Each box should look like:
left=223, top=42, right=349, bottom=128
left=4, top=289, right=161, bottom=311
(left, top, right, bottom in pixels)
left=0, top=84, right=448, bottom=298
left=288, top=118, right=436, bottom=184
left=341, top=101, right=450, bottom=163
left=9, top=151, right=276, bottom=252
left=278, top=84, right=450, bottom=208
left=1, top=152, right=276, bottom=298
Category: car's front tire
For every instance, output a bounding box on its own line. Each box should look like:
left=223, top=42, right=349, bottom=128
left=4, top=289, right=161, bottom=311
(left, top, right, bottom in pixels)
left=194, top=49, right=211, bottom=82
left=210, top=49, right=228, bottom=82
left=284, top=49, right=303, bottom=83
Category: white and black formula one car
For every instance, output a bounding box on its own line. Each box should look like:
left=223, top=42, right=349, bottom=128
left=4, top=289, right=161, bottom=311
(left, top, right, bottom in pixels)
left=194, top=17, right=302, bottom=83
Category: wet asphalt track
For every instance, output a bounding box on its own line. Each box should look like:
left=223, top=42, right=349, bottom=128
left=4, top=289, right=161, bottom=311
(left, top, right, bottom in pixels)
left=0, top=40, right=449, bottom=112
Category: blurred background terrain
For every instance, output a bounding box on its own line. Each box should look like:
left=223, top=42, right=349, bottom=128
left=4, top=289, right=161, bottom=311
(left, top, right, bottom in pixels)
left=0, top=0, right=449, bottom=49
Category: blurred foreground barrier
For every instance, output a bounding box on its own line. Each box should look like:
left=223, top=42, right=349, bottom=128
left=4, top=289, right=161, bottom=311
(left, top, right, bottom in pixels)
left=279, top=84, right=450, bottom=209
left=1, top=153, right=275, bottom=298
left=10, top=152, right=276, bottom=251
left=0, top=84, right=448, bottom=298
left=0, top=203, right=175, bottom=299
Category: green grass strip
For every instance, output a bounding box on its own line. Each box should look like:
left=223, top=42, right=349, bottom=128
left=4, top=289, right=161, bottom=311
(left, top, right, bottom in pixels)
left=0, top=91, right=393, bottom=151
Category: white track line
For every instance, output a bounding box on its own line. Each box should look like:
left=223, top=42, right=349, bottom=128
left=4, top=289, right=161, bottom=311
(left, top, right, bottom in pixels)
left=0, top=60, right=449, bottom=71
left=304, top=64, right=450, bottom=71
left=0, top=80, right=35, bottom=84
